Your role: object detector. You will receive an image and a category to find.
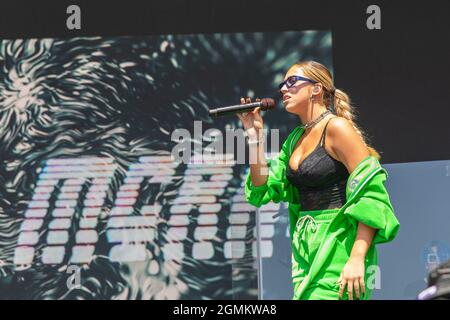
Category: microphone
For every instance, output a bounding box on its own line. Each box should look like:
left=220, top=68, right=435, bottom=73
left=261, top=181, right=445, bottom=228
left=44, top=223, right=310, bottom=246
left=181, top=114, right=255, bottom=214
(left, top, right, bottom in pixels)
left=208, top=98, right=275, bottom=117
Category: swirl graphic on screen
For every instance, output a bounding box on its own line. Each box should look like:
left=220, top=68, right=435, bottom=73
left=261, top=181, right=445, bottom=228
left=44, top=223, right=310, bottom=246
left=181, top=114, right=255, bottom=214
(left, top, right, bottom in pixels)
left=0, top=32, right=332, bottom=299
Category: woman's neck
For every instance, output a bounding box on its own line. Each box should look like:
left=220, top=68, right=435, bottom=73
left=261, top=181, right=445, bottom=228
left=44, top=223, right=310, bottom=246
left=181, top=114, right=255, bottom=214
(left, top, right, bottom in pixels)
left=298, top=103, right=328, bottom=127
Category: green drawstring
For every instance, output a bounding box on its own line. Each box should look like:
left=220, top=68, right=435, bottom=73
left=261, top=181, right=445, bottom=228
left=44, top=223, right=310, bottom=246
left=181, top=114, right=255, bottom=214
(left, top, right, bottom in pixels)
left=295, top=215, right=318, bottom=242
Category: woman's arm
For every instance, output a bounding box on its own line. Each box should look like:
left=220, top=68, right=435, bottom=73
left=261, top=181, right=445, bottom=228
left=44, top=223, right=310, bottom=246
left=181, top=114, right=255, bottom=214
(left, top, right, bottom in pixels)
left=350, top=223, right=377, bottom=260
left=237, top=98, right=268, bottom=187
left=248, top=131, right=269, bottom=187
left=327, top=117, right=377, bottom=300
left=339, top=222, right=376, bottom=299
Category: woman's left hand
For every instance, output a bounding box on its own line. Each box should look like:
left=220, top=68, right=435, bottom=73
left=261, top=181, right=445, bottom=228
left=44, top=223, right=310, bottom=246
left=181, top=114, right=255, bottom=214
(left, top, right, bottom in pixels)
left=337, top=256, right=366, bottom=300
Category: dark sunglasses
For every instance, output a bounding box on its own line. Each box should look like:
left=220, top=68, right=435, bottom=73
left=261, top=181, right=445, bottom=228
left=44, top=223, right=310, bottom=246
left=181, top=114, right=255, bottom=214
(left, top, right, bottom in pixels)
left=278, top=75, right=317, bottom=93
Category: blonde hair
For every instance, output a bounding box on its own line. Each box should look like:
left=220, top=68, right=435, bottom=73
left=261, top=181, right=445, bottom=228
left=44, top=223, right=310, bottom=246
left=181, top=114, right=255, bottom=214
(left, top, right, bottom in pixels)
left=292, top=60, right=380, bottom=159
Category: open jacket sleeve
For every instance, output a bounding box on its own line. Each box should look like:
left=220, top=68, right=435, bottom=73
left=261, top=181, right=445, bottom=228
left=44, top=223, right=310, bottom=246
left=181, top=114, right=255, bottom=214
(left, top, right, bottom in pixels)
left=244, top=128, right=300, bottom=208
left=344, top=159, right=400, bottom=245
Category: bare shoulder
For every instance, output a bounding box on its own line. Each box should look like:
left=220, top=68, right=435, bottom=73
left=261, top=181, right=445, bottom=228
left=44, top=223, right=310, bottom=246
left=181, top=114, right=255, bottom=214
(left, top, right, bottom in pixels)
left=326, top=116, right=365, bottom=145
left=326, top=116, right=357, bottom=137
left=325, top=116, right=370, bottom=169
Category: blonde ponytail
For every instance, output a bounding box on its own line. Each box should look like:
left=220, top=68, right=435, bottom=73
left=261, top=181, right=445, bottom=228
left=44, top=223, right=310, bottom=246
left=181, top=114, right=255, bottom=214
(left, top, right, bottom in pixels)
left=333, top=88, right=380, bottom=159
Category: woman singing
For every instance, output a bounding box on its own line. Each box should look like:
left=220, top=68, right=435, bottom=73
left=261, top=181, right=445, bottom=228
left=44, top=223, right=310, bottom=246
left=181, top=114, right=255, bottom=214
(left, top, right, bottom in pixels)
left=237, top=60, right=400, bottom=300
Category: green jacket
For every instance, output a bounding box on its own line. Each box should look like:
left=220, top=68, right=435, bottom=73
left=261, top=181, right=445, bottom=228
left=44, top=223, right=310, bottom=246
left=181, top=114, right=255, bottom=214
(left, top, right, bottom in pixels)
left=244, top=126, right=400, bottom=299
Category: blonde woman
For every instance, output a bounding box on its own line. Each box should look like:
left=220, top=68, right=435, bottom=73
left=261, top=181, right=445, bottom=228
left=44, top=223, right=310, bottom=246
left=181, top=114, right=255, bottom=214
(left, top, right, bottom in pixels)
left=237, top=60, right=400, bottom=300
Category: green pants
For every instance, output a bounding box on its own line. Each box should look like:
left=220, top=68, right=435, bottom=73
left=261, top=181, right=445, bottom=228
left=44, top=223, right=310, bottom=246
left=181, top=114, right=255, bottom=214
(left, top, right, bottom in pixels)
left=291, top=208, right=373, bottom=300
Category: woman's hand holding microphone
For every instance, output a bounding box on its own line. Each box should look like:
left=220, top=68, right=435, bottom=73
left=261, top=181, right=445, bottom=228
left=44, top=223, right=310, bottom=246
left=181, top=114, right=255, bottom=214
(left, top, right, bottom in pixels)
left=236, top=97, right=264, bottom=145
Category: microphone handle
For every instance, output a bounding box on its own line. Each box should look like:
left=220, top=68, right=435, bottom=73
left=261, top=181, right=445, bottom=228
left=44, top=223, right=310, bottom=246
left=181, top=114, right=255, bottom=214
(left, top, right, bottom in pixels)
left=209, top=101, right=271, bottom=117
